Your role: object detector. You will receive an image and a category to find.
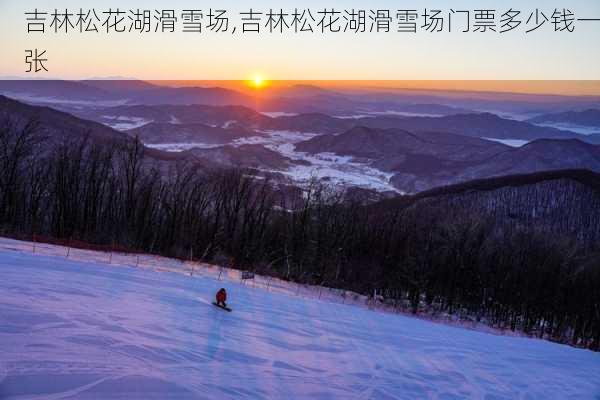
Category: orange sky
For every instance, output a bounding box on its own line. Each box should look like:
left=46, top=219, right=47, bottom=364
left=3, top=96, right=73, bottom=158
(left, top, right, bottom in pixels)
left=154, top=80, right=600, bottom=97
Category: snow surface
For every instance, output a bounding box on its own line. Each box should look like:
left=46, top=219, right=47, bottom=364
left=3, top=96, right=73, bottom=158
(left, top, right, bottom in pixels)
left=234, top=130, right=401, bottom=193
left=100, top=115, right=152, bottom=131
left=333, top=111, right=444, bottom=119
left=260, top=112, right=299, bottom=118
left=136, top=126, right=399, bottom=192
left=482, top=138, right=530, bottom=147
left=1, top=238, right=599, bottom=399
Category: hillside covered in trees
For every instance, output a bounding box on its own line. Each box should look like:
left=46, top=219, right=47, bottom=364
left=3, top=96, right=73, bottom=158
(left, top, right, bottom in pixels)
left=1, top=114, right=599, bottom=350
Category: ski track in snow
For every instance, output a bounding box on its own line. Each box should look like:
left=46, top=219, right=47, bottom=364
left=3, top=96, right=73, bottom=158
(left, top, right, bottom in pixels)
left=1, top=243, right=599, bottom=399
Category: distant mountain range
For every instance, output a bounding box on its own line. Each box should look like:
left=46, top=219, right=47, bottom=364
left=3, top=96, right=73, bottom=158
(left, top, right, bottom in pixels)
left=0, top=95, right=123, bottom=143
left=127, top=122, right=255, bottom=145
left=62, top=102, right=600, bottom=144
left=296, top=125, right=600, bottom=192
left=528, top=109, right=600, bottom=128
left=182, top=144, right=301, bottom=171
left=3, top=84, right=600, bottom=194
left=354, top=113, right=600, bottom=143
left=0, top=80, right=115, bottom=101
left=0, top=80, right=463, bottom=115
left=3, top=79, right=600, bottom=118
left=0, top=95, right=296, bottom=173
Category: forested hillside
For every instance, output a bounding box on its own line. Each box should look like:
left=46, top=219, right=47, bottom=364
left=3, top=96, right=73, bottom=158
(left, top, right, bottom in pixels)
left=1, top=113, right=599, bottom=349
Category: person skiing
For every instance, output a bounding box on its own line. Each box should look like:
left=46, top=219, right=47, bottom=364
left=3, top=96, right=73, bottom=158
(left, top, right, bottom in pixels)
left=215, top=288, right=227, bottom=307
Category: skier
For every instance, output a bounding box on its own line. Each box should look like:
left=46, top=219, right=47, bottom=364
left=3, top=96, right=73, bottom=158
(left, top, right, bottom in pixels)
left=215, top=288, right=227, bottom=308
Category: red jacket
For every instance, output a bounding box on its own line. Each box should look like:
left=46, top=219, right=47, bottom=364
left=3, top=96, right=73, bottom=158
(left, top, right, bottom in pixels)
left=216, top=289, right=227, bottom=303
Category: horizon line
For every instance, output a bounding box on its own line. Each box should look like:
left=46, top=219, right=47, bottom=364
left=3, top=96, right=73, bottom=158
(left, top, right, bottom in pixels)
left=2, top=78, right=600, bottom=97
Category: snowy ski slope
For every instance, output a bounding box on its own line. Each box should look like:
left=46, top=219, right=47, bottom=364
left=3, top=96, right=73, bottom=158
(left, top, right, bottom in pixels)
left=0, top=241, right=599, bottom=399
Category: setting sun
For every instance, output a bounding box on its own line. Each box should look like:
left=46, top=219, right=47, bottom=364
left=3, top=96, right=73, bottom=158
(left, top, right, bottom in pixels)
left=250, top=74, right=266, bottom=89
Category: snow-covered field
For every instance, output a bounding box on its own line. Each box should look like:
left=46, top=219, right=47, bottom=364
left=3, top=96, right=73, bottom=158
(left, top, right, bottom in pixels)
left=1, top=239, right=599, bottom=399
left=335, top=111, right=445, bottom=119
left=234, top=131, right=401, bottom=193
left=483, top=138, right=530, bottom=147
left=259, top=112, right=299, bottom=118
left=100, top=115, right=152, bottom=131
left=142, top=130, right=400, bottom=193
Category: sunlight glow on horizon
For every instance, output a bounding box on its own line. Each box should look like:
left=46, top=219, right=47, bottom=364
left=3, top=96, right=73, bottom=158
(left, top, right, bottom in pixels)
left=251, top=74, right=266, bottom=89
left=150, top=80, right=600, bottom=97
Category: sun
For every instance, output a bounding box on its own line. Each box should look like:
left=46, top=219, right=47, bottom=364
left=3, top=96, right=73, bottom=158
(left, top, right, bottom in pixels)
left=249, top=74, right=267, bottom=89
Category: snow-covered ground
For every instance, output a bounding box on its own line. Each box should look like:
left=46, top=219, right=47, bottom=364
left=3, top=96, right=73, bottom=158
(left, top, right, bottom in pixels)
left=100, top=115, right=152, bottom=131
left=1, top=238, right=599, bottom=399
left=234, top=131, right=401, bottom=193
left=142, top=130, right=400, bottom=193
left=259, top=111, right=299, bottom=118
left=483, top=137, right=530, bottom=147
left=333, top=111, right=445, bottom=119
